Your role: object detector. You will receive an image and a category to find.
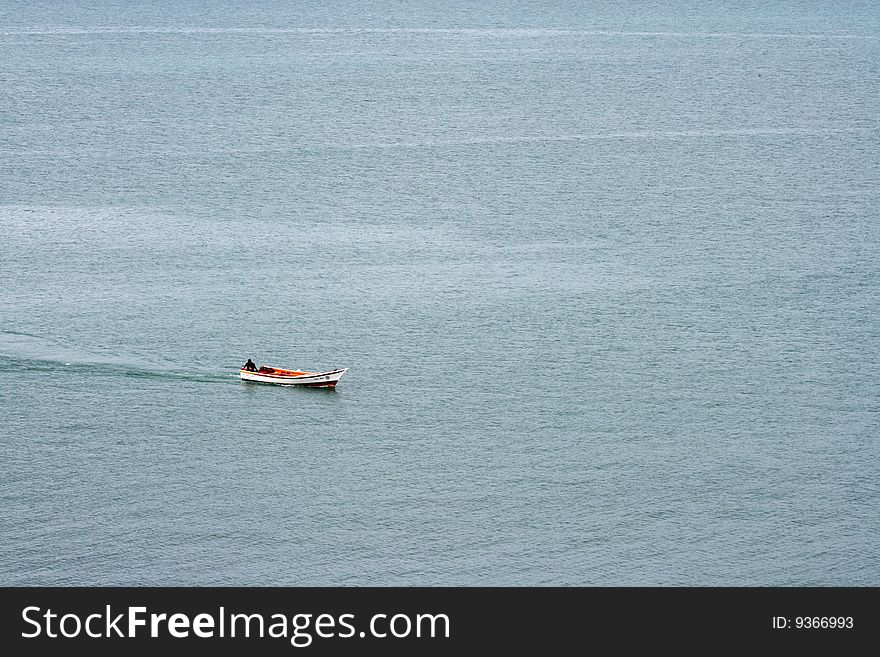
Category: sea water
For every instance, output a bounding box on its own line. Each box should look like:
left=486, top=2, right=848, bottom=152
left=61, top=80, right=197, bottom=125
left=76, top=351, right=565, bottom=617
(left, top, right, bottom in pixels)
left=1, top=1, right=878, bottom=585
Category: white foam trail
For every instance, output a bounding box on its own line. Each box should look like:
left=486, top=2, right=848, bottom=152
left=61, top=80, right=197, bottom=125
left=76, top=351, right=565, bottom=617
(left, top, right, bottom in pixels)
left=0, top=330, right=159, bottom=372
left=0, top=331, right=240, bottom=384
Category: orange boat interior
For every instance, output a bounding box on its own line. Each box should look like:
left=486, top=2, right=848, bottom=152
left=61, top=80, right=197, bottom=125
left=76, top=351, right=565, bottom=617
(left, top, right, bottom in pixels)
left=254, top=366, right=310, bottom=376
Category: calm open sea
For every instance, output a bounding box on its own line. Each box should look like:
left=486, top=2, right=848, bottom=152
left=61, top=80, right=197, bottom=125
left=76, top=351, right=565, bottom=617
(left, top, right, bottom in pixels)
left=1, top=1, right=878, bottom=585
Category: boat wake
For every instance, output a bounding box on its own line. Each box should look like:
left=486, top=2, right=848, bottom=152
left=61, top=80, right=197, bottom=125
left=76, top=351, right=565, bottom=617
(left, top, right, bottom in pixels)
left=0, top=330, right=233, bottom=384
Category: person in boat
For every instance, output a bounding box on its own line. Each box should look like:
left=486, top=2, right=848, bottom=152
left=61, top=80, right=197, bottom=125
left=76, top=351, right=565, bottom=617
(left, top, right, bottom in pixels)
left=243, top=358, right=257, bottom=371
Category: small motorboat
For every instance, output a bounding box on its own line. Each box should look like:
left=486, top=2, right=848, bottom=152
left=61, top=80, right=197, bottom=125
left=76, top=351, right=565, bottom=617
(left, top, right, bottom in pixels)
left=240, top=364, right=348, bottom=388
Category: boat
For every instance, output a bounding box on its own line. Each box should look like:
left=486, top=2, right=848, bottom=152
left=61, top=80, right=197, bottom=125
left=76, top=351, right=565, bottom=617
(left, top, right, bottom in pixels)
left=240, top=365, right=348, bottom=388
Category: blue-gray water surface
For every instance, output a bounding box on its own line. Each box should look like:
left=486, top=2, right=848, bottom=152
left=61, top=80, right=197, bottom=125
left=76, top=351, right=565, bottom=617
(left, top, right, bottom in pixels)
left=1, top=1, right=879, bottom=585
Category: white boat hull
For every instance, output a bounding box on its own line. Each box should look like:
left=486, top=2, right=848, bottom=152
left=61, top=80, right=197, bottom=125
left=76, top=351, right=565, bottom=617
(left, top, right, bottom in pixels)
left=240, top=367, right=348, bottom=388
